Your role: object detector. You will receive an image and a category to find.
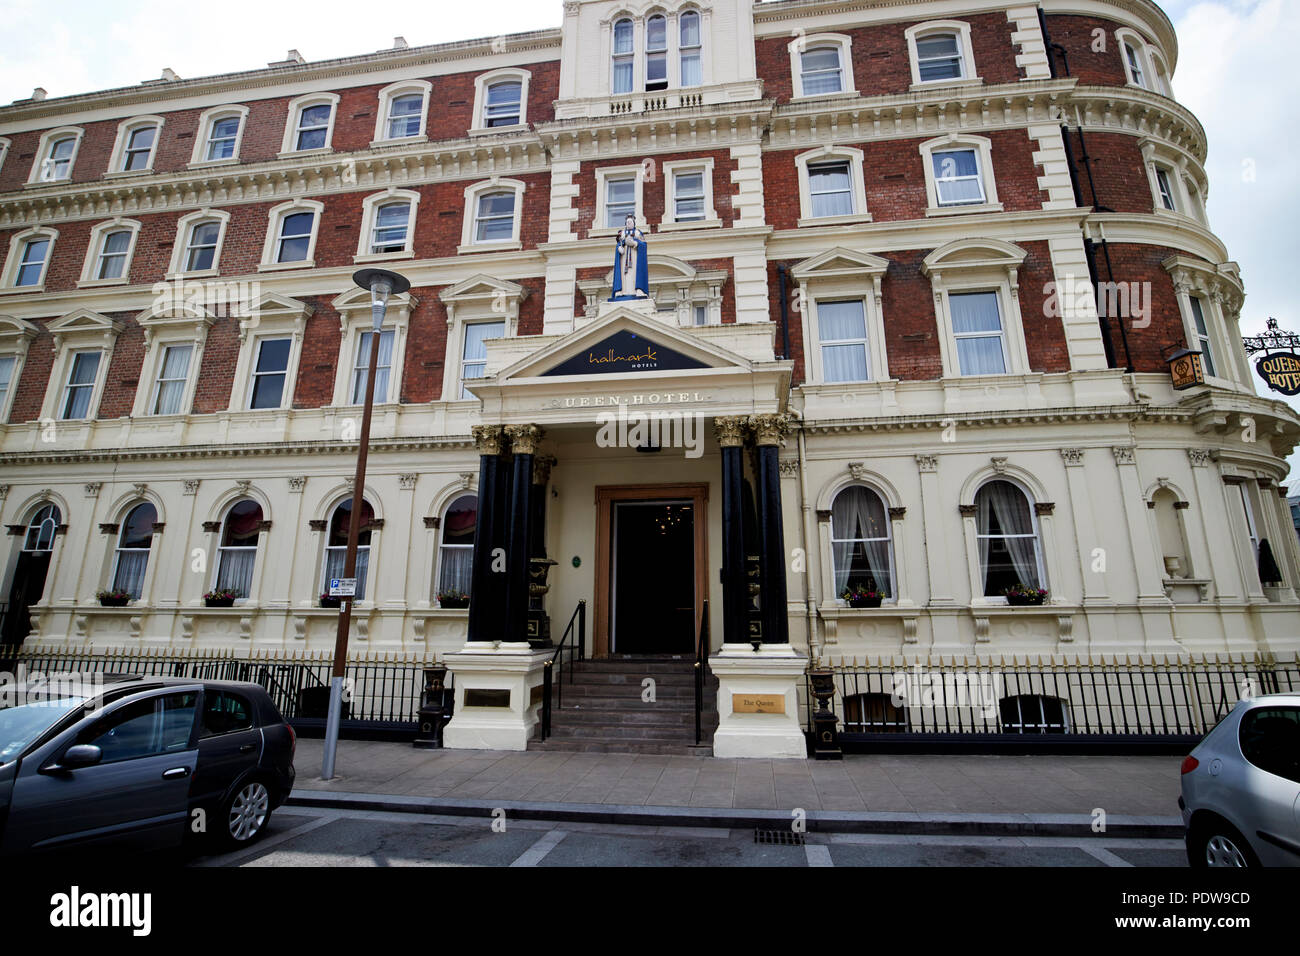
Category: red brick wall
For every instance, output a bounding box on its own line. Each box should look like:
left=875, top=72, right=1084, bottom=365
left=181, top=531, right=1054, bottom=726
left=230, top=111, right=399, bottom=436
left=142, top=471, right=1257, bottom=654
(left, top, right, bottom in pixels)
left=290, top=296, right=340, bottom=409
left=6, top=326, right=53, bottom=423
left=402, top=290, right=449, bottom=403
left=190, top=317, right=240, bottom=414
left=572, top=149, right=738, bottom=240
left=1043, top=14, right=1138, bottom=87
left=1066, top=130, right=1153, bottom=214
left=756, top=12, right=1020, bottom=104
left=1095, top=242, right=1197, bottom=373
left=1017, top=239, right=1070, bottom=373
left=761, top=128, right=1047, bottom=229
left=0, top=59, right=560, bottom=193
left=96, top=312, right=145, bottom=418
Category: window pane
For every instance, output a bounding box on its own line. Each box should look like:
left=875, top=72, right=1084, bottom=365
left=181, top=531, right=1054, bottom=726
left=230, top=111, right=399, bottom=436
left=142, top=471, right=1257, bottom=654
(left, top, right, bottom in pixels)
left=387, top=94, right=423, bottom=138
left=808, top=162, right=853, bottom=217
left=800, top=47, right=842, bottom=94
left=613, top=19, right=633, bottom=54
left=680, top=11, right=700, bottom=46
left=16, top=239, right=49, bottom=286
left=475, top=191, right=516, bottom=241
left=186, top=222, right=220, bottom=271
left=822, top=344, right=868, bottom=383
left=119, top=503, right=157, bottom=550
left=372, top=202, right=410, bottom=251
left=646, top=16, right=666, bottom=50
left=830, top=486, right=892, bottom=596
left=817, top=300, right=867, bottom=341
left=613, top=60, right=633, bottom=94
left=646, top=55, right=667, bottom=84
left=463, top=321, right=504, bottom=361
left=681, top=52, right=702, bottom=87
left=221, top=500, right=264, bottom=547
left=950, top=292, right=1001, bottom=333
left=207, top=117, right=239, bottom=160
left=485, top=81, right=522, bottom=126
left=255, top=338, right=291, bottom=373
left=68, top=351, right=101, bottom=386
left=277, top=212, right=314, bottom=262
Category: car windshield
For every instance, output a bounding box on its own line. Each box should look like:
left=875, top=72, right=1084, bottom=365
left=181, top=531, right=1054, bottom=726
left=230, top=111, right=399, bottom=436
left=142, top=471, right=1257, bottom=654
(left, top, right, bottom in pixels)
left=0, top=695, right=88, bottom=764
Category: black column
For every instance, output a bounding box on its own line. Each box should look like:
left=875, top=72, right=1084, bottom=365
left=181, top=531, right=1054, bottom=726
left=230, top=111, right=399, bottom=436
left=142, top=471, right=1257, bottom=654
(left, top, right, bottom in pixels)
left=715, top=417, right=748, bottom=646
left=752, top=415, right=791, bottom=645
left=503, top=425, right=542, bottom=645
left=467, top=425, right=504, bottom=644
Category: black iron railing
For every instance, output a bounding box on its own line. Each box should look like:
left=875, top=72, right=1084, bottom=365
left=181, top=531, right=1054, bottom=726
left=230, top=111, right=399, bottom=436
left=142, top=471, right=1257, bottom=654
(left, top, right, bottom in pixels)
left=0, top=645, right=444, bottom=736
left=805, top=654, right=1300, bottom=752
left=539, top=600, right=585, bottom=742
left=694, top=600, right=709, bottom=745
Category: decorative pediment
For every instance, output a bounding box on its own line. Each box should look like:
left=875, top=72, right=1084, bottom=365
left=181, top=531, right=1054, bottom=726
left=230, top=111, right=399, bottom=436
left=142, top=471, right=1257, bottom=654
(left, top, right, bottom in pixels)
left=0, top=314, right=38, bottom=347
left=791, top=247, right=890, bottom=281
left=47, top=308, right=123, bottom=350
left=135, top=299, right=215, bottom=350
left=332, top=285, right=420, bottom=319
left=494, top=308, right=752, bottom=383
left=233, top=292, right=314, bottom=341
left=922, top=238, right=1027, bottom=276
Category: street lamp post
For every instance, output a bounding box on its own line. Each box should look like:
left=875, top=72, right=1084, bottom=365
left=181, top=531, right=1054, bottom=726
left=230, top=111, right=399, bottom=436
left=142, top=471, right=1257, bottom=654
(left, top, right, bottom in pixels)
left=321, top=267, right=410, bottom=781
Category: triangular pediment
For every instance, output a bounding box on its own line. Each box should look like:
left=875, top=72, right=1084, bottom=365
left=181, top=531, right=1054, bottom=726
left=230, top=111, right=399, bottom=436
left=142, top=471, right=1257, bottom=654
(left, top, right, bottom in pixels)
left=235, top=292, right=314, bottom=321
left=439, top=273, right=526, bottom=304
left=496, top=308, right=755, bottom=383
left=48, top=308, right=123, bottom=337
left=331, top=285, right=419, bottom=314
left=791, top=247, right=890, bottom=280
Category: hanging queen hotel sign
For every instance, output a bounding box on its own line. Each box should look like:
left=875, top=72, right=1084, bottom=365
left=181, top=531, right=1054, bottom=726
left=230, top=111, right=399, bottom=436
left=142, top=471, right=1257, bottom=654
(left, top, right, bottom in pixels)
left=1242, top=319, right=1300, bottom=396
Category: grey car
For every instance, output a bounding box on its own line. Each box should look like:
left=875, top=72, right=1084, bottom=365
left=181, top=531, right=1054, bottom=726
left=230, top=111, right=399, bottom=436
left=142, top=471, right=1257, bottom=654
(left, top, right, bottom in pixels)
left=1179, top=692, right=1300, bottom=867
left=0, top=673, right=296, bottom=856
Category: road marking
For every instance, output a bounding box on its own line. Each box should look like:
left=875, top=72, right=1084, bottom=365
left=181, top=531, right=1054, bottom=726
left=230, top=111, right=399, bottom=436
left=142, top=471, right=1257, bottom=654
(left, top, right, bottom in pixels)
left=196, top=811, right=336, bottom=867
left=510, top=829, right=568, bottom=867
left=805, top=844, right=834, bottom=867
left=1078, top=844, right=1135, bottom=868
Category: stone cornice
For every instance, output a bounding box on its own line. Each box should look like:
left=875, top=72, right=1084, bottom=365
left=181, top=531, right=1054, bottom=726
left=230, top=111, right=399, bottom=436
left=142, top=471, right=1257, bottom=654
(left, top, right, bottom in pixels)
left=1064, top=85, right=1206, bottom=166
left=0, top=30, right=563, bottom=126
left=535, top=101, right=772, bottom=162
left=800, top=402, right=1190, bottom=436
left=0, top=434, right=475, bottom=467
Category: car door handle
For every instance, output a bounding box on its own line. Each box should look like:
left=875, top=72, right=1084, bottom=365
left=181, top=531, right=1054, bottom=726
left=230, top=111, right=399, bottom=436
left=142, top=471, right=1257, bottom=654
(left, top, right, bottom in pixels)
left=239, top=743, right=256, bottom=753
left=162, top=767, right=191, bottom=780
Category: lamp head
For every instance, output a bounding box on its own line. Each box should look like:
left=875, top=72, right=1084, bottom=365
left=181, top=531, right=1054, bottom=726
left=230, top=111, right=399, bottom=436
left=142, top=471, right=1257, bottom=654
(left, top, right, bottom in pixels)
left=352, top=268, right=410, bottom=331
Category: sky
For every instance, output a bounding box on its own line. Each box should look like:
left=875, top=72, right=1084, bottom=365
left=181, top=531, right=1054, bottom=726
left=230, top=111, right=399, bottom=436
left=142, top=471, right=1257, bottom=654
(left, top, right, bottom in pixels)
left=0, top=0, right=1296, bottom=473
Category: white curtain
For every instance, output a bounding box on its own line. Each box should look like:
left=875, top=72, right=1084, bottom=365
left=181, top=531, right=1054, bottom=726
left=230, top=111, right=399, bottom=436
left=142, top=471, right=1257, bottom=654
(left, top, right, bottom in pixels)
left=977, top=482, right=1040, bottom=590
left=352, top=330, right=394, bottom=404
left=216, top=547, right=256, bottom=598
left=950, top=293, right=1005, bottom=375
left=154, top=345, right=191, bottom=415
left=818, top=301, right=869, bottom=382
left=681, top=53, right=701, bottom=87
left=809, top=164, right=852, bottom=217
left=325, top=547, right=370, bottom=599
left=113, top=550, right=149, bottom=599
left=932, top=150, right=982, bottom=204
left=831, top=487, right=892, bottom=596
left=438, top=546, right=473, bottom=595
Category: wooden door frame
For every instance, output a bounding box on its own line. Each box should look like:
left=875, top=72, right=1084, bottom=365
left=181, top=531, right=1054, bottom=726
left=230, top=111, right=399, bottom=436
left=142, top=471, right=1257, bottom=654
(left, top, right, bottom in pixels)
left=594, top=482, right=708, bottom=658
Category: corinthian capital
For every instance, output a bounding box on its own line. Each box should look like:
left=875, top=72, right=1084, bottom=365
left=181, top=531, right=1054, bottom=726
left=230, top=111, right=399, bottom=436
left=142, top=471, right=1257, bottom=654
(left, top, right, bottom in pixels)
left=505, top=423, right=544, bottom=456
left=472, top=424, right=505, bottom=456
left=747, top=413, right=790, bottom=447
left=713, top=416, right=747, bottom=448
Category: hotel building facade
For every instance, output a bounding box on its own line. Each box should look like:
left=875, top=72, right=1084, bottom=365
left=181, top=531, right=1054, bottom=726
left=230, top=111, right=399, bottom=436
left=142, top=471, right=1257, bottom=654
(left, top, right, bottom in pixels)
left=0, top=0, right=1297, bottom=755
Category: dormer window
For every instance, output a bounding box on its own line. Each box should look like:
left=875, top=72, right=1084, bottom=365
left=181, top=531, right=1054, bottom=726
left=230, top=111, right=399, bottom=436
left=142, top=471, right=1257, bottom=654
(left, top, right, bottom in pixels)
left=646, top=15, right=668, bottom=92
left=613, top=18, right=634, bottom=94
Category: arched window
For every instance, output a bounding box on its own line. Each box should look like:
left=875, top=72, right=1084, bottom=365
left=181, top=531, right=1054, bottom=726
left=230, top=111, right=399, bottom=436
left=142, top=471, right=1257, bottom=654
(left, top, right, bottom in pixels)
left=830, top=486, right=894, bottom=598
left=484, top=80, right=523, bottom=127
left=645, top=14, right=668, bottom=91
left=370, top=201, right=411, bottom=254
left=680, top=10, right=702, bottom=87
left=323, top=499, right=374, bottom=600
left=437, top=494, right=477, bottom=599
left=42, top=136, right=77, bottom=181
left=112, top=502, right=157, bottom=599
left=915, top=32, right=963, bottom=81
left=800, top=46, right=843, bottom=95
left=94, top=230, right=133, bottom=280
left=473, top=189, right=517, bottom=242
left=215, top=499, right=263, bottom=598
left=121, top=124, right=158, bottom=171
left=184, top=219, right=223, bottom=272
left=1000, top=694, right=1068, bottom=734
left=612, top=18, right=634, bottom=94
left=975, top=480, right=1044, bottom=597
left=385, top=93, right=424, bottom=139
left=24, top=504, right=61, bottom=552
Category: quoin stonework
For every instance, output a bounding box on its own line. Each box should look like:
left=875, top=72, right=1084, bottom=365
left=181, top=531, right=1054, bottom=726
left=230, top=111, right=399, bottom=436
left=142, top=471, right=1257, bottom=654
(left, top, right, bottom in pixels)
left=1, top=0, right=1296, bottom=757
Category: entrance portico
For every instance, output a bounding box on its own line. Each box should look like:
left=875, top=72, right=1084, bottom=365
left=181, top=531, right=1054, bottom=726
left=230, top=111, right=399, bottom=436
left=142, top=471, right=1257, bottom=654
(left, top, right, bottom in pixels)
left=439, top=302, right=808, bottom=755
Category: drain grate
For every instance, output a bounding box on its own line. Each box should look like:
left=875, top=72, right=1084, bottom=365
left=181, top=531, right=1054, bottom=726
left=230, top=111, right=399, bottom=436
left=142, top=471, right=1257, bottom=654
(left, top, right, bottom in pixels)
left=754, top=828, right=805, bottom=846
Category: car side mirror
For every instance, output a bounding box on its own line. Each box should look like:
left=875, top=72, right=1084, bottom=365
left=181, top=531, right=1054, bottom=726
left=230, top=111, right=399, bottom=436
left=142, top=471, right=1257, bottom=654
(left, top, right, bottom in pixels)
left=43, top=744, right=103, bottom=773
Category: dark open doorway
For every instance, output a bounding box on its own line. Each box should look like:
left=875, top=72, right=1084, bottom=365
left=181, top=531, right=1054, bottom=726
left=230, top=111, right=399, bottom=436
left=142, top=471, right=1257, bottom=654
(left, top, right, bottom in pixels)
left=611, top=499, right=695, bottom=654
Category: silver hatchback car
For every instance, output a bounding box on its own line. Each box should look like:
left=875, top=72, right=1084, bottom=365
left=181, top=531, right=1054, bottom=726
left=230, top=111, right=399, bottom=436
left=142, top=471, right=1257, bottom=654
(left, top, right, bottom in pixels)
left=1180, top=693, right=1300, bottom=867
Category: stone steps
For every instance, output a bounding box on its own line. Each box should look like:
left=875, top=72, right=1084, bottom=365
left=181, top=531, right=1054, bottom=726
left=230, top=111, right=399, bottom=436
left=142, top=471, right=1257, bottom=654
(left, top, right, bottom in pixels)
left=529, top=658, right=717, bottom=756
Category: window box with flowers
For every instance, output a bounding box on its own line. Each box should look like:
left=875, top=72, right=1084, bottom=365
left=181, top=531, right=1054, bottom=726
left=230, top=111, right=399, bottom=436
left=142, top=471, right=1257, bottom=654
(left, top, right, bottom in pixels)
left=1004, top=585, right=1047, bottom=606
left=841, top=585, right=883, bottom=608
left=204, top=588, right=237, bottom=608
left=97, top=588, right=131, bottom=607
left=437, top=589, right=469, bottom=609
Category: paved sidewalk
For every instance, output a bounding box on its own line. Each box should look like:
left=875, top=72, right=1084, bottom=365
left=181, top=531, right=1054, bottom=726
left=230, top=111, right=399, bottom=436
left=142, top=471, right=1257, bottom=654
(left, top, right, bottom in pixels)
left=289, top=739, right=1183, bottom=835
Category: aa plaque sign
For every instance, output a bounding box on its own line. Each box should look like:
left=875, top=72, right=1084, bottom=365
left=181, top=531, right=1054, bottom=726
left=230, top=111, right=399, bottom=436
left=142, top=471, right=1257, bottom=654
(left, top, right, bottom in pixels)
left=1255, top=352, right=1300, bottom=396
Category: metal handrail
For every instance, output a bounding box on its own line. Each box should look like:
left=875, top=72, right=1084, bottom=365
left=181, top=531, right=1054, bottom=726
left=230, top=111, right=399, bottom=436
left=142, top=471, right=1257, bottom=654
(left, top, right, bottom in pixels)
left=539, top=600, right=586, bottom=742
left=694, top=600, right=709, bottom=745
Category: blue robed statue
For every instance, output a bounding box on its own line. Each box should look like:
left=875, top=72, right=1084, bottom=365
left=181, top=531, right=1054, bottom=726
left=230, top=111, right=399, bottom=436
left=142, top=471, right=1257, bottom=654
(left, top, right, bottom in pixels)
left=610, top=214, right=649, bottom=300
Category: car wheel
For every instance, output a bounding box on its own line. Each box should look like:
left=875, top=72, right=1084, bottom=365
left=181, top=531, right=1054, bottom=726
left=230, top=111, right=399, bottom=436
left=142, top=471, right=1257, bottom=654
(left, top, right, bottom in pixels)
left=1189, top=820, right=1258, bottom=867
left=222, top=779, right=273, bottom=847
